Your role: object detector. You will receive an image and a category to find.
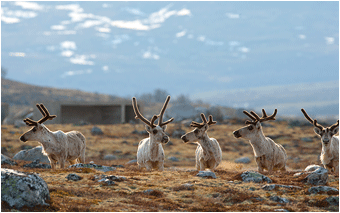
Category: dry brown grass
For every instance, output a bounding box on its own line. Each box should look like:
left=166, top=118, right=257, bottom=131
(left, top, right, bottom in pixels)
left=1, top=121, right=339, bottom=212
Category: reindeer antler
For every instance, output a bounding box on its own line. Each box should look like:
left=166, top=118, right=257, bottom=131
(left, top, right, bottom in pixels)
left=157, top=95, right=174, bottom=127
left=23, top=103, right=57, bottom=126
left=132, top=97, right=159, bottom=128
left=244, top=109, right=277, bottom=125
left=301, top=108, right=324, bottom=131
left=190, top=113, right=217, bottom=128
left=330, top=120, right=339, bottom=132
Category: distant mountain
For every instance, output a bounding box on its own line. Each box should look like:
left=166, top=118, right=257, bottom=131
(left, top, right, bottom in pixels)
left=1, top=78, right=122, bottom=106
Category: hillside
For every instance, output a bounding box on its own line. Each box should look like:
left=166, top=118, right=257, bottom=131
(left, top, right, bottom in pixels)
left=1, top=78, right=123, bottom=106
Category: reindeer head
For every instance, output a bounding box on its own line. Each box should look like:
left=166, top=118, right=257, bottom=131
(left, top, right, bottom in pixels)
left=301, top=109, right=339, bottom=146
left=181, top=113, right=217, bottom=143
left=20, top=103, right=57, bottom=142
left=132, top=96, right=174, bottom=144
left=233, top=109, right=277, bottom=139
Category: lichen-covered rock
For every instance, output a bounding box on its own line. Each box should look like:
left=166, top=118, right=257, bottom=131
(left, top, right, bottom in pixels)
left=262, top=184, right=302, bottom=191
left=66, top=174, right=82, bottom=181
left=106, top=175, right=127, bottom=182
left=1, top=154, right=17, bottom=165
left=13, top=146, right=49, bottom=164
left=269, top=196, right=290, bottom=203
left=275, top=208, right=290, bottom=212
left=68, top=163, right=116, bottom=172
left=1, top=168, right=50, bottom=209
left=325, top=196, right=339, bottom=206
left=23, top=159, right=51, bottom=169
left=303, top=167, right=328, bottom=185
left=308, top=186, right=339, bottom=194
left=173, top=183, right=195, bottom=191
left=196, top=171, right=216, bottom=179
left=99, top=179, right=115, bottom=186
left=126, top=159, right=137, bottom=164
left=235, top=157, right=251, bottom=164
left=241, top=171, right=272, bottom=183
left=103, top=154, right=117, bottom=160
left=304, top=164, right=322, bottom=172
left=168, top=156, right=179, bottom=162
left=91, top=126, right=103, bottom=135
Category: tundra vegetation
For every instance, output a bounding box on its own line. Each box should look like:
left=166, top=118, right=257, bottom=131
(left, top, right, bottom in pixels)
left=1, top=120, right=339, bottom=212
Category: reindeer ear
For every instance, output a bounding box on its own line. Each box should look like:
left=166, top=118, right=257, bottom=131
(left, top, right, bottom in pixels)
left=255, top=121, right=261, bottom=129
left=331, top=126, right=339, bottom=135
left=313, top=127, right=322, bottom=135
left=145, top=125, right=152, bottom=133
left=161, top=125, right=167, bottom=131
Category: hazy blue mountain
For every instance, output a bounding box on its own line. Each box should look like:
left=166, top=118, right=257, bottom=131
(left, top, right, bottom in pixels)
left=1, top=1, right=339, bottom=116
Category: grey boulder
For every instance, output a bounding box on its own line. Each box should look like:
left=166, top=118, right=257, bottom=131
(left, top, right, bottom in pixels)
left=241, top=171, right=272, bottom=183
left=303, top=166, right=328, bottom=185
left=13, top=146, right=50, bottom=164
left=308, top=186, right=339, bottom=194
left=196, top=171, right=217, bottom=179
left=1, top=168, right=50, bottom=209
left=1, top=154, right=17, bottom=165
left=69, top=163, right=116, bottom=172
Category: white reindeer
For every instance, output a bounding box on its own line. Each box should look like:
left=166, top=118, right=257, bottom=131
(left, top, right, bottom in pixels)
left=301, top=109, right=339, bottom=173
left=233, top=109, right=287, bottom=172
left=181, top=113, right=222, bottom=171
left=19, top=103, right=86, bottom=169
left=132, top=96, right=174, bottom=171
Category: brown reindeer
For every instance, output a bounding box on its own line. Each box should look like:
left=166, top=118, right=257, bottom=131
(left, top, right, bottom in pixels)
left=233, top=109, right=287, bottom=172
left=301, top=109, right=339, bottom=173
left=181, top=113, right=222, bottom=171
left=132, top=96, right=174, bottom=171
left=20, top=103, right=86, bottom=169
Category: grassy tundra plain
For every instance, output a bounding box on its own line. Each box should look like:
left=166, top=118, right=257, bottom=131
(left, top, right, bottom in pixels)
left=1, top=121, right=339, bottom=212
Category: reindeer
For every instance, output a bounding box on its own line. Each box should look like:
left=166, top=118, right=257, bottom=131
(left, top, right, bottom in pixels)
left=132, top=96, right=174, bottom=171
left=301, top=109, right=339, bottom=173
left=181, top=113, right=222, bottom=171
left=233, top=109, right=287, bottom=172
left=19, top=103, right=86, bottom=169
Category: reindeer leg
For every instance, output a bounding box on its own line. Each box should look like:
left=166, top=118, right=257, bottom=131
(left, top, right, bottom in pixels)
left=80, top=149, right=86, bottom=164
left=157, top=161, right=164, bottom=171
left=255, top=156, right=264, bottom=173
left=199, top=160, right=206, bottom=171
left=267, top=164, right=274, bottom=173
left=48, top=157, right=57, bottom=170
left=145, top=161, right=153, bottom=171
left=59, top=158, right=66, bottom=169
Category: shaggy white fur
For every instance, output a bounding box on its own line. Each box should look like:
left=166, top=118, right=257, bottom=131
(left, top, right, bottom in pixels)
left=233, top=109, right=287, bottom=172
left=20, top=124, right=86, bottom=169
left=181, top=114, right=222, bottom=171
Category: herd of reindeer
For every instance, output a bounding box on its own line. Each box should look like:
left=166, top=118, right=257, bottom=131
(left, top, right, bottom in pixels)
left=18, top=96, right=339, bottom=174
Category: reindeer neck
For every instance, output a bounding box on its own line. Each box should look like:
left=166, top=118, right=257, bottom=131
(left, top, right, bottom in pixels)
left=148, top=136, right=161, bottom=159
left=248, top=129, right=267, bottom=157
left=38, top=125, right=57, bottom=146
left=197, top=133, right=213, bottom=153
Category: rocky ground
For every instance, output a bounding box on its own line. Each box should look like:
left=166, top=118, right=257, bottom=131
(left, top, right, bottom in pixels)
left=1, top=121, right=339, bottom=212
